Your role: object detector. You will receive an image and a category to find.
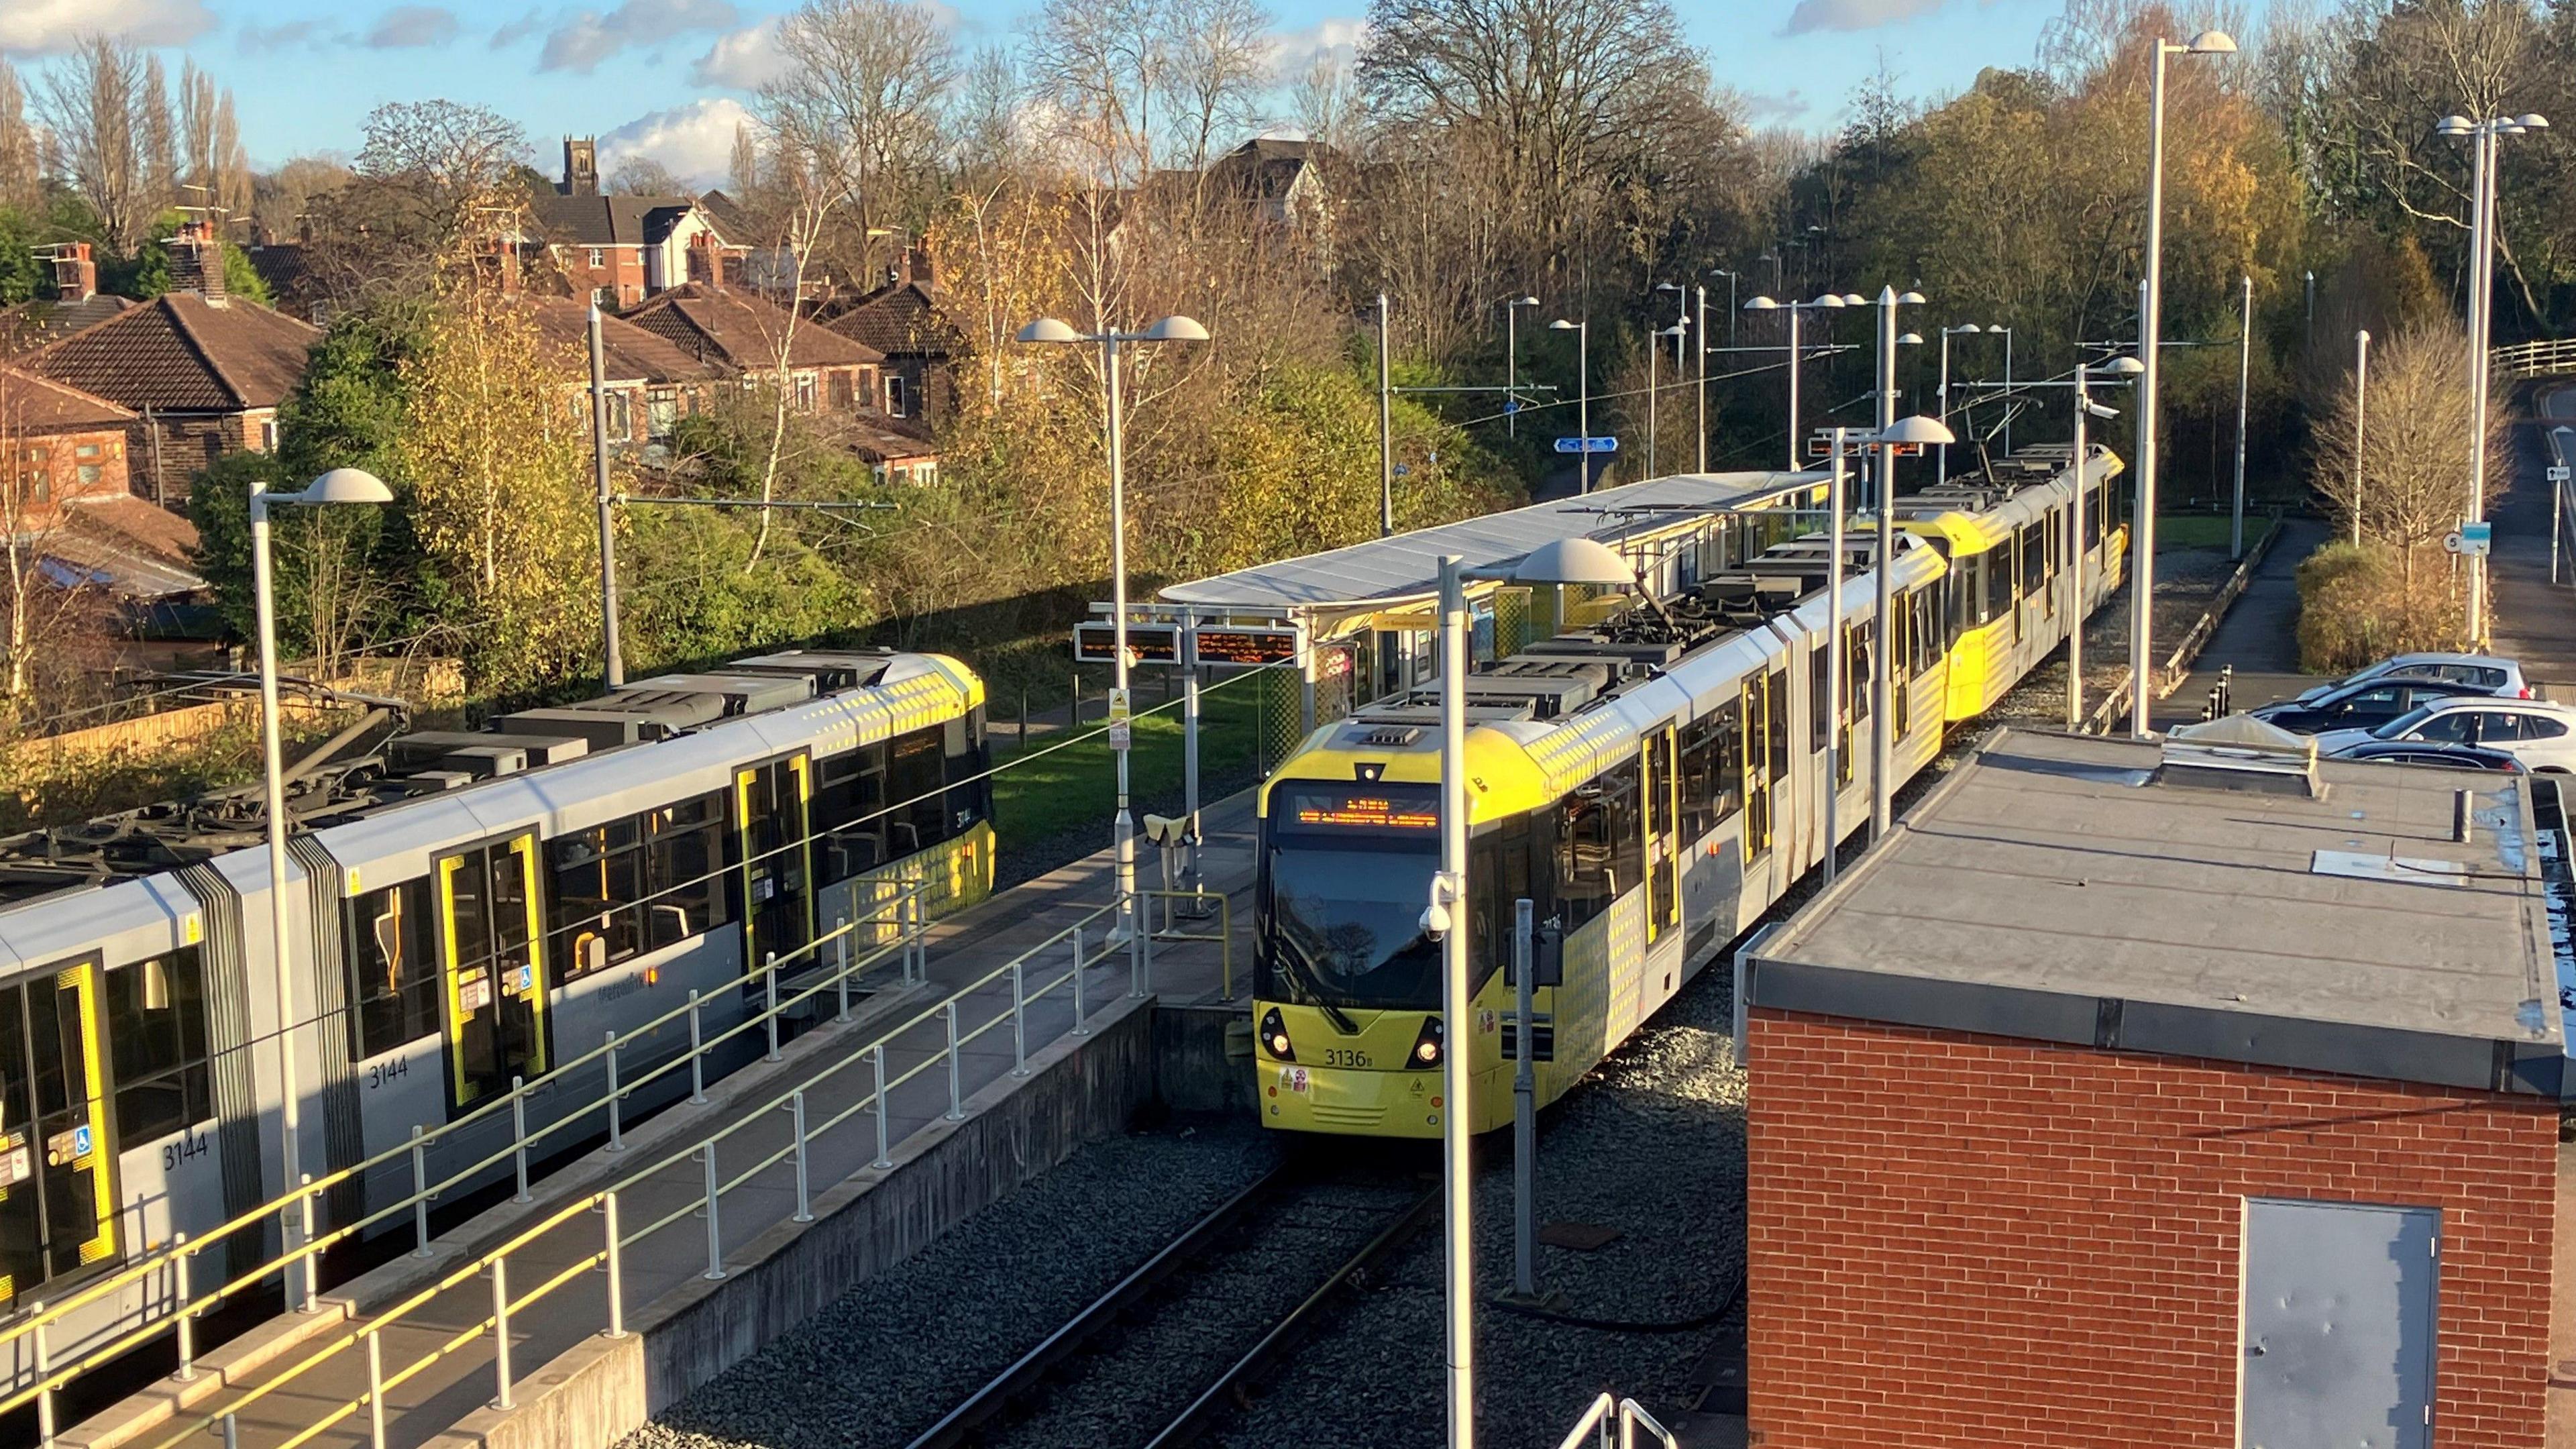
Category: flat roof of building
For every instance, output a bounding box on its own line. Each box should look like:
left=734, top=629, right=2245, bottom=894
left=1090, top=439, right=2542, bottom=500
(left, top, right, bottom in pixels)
left=1746, top=729, right=2572, bottom=1098
left=1158, top=470, right=1821, bottom=619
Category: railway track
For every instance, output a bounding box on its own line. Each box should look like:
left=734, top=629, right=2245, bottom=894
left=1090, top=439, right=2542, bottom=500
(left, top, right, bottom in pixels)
left=903, top=1157, right=1437, bottom=1449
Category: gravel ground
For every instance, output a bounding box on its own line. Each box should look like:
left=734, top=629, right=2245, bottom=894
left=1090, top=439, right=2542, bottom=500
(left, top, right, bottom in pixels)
left=619, top=1125, right=1280, bottom=1449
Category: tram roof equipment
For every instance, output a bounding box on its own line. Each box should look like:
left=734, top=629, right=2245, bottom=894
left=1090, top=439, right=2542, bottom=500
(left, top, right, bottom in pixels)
left=1745, top=729, right=2573, bottom=1098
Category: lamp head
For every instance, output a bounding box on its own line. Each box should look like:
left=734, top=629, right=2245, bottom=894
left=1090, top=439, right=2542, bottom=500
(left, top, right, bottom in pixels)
left=2099, top=354, right=2146, bottom=376
left=1841, top=292, right=1868, bottom=306
left=2436, top=114, right=2473, bottom=137
left=1509, top=537, right=1641, bottom=588
left=1875, top=415, right=1955, bottom=447
left=1656, top=323, right=1688, bottom=338
left=1016, top=317, right=1081, bottom=344
left=1743, top=295, right=1782, bottom=311
left=2187, top=29, right=2236, bottom=53
left=1811, top=293, right=1848, bottom=309
left=1549, top=318, right=1581, bottom=331
left=1654, top=281, right=1681, bottom=294
left=1951, top=323, right=1982, bottom=334
left=297, top=467, right=394, bottom=506
left=1897, top=332, right=1924, bottom=345
left=1897, top=289, right=1926, bottom=305
left=2518, top=113, right=2550, bottom=129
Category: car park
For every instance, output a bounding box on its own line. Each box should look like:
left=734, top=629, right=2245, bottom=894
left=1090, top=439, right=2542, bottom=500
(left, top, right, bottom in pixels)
left=2286, top=652, right=2530, bottom=704
left=2247, top=677, right=2497, bottom=735
left=2329, top=741, right=2527, bottom=773
left=2316, top=697, right=2576, bottom=771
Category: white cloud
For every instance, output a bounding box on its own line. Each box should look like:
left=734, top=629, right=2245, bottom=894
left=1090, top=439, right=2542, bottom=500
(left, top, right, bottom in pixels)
left=541, top=0, right=737, bottom=73
left=690, top=17, right=787, bottom=89
left=239, top=17, right=330, bottom=50
left=1780, top=0, right=1945, bottom=34
left=600, top=97, right=756, bottom=189
left=1266, top=16, right=1366, bottom=80
left=1739, top=89, right=1811, bottom=123
left=368, top=5, right=460, bottom=48
left=0, top=0, right=215, bottom=54
left=490, top=7, right=548, bottom=47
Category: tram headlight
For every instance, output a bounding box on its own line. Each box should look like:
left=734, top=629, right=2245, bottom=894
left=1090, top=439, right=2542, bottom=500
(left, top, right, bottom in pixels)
left=1261, top=1007, right=1295, bottom=1061
left=1411, top=1016, right=1444, bottom=1068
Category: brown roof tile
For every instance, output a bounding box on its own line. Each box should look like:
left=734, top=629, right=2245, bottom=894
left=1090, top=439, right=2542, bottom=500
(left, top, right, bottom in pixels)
left=1, top=368, right=140, bottom=433
left=621, top=283, right=882, bottom=373
left=822, top=282, right=957, bottom=358
left=19, top=292, right=319, bottom=413
left=510, top=295, right=720, bottom=384
left=0, top=295, right=137, bottom=357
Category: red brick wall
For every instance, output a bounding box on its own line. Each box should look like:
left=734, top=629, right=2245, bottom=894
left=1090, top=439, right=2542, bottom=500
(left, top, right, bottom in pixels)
left=1746, top=1008, right=2559, bottom=1449
left=558, top=245, right=647, bottom=307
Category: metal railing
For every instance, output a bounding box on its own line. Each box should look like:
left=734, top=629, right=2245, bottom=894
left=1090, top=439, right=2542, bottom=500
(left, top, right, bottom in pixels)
left=2492, top=337, right=2576, bottom=378
left=5, top=878, right=937, bottom=1440
left=1554, top=1393, right=1680, bottom=1449
left=133, top=890, right=1150, bottom=1449
left=1141, top=888, right=1234, bottom=999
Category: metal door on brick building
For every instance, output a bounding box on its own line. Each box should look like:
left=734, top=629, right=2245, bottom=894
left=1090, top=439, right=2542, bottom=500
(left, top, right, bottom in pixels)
left=2239, top=1197, right=2438, bottom=1449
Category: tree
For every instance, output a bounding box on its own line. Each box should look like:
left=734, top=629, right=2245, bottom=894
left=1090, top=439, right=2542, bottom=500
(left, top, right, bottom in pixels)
left=1163, top=0, right=1273, bottom=176
left=2309, top=317, right=2500, bottom=581
left=605, top=158, right=688, bottom=197
left=0, top=371, right=95, bottom=718
left=38, top=37, right=161, bottom=253
left=252, top=156, right=353, bottom=244
left=0, top=62, right=39, bottom=217
left=761, top=0, right=958, bottom=278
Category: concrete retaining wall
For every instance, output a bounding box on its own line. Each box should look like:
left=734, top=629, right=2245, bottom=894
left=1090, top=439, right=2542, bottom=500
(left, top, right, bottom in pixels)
left=1153, top=1003, right=1255, bottom=1116
left=430, top=995, right=1155, bottom=1449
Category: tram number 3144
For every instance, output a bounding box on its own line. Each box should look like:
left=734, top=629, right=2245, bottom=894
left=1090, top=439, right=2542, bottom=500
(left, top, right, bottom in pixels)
left=162, top=1129, right=210, bottom=1173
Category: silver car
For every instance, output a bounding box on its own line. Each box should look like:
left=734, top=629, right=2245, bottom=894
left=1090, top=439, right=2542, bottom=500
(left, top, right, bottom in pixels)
left=2316, top=696, right=2576, bottom=771
left=2290, top=652, right=2530, bottom=704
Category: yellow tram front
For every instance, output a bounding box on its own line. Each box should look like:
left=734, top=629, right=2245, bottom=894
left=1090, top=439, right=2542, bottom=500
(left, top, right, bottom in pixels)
left=1252, top=729, right=1552, bottom=1138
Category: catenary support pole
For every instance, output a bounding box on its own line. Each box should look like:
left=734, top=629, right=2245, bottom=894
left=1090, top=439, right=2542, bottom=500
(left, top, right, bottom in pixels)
left=2232, top=276, right=2251, bottom=560
left=1379, top=294, right=1394, bottom=537
left=1436, top=554, right=1477, bottom=1449
left=2131, top=39, right=2174, bottom=740
left=1510, top=898, right=1540, bottom=1303
left=588, top=303, right=624, bottom=686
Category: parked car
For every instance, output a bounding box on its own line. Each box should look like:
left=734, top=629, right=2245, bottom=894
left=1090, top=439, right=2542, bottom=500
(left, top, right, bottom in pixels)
left=2317, top=697, right=2576, bottom=771
left=2329, top=741, right=2527, bottom=773
left=2248, top=676, right=2498, bottom=735
left=2286, top=652, right=2531, bottom=705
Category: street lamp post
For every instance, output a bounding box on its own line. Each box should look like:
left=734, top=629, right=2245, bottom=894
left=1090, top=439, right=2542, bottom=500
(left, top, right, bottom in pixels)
left=2438, top=111, right=2549, bottom=645
left=1502, top=294, right=1539, bottom=439
left=1936, top=323, right=1982, bottom=485
left=587, top=305, right=624, bottom=687
left=1711, top=270, right=1740, bottom=349
left=2352, top=329, right=2371, bottom=546
left=1432, top=534, right=1641, bottom=1449
left=1745, top=293, right=1851, bottom=470
left=1696, top=285, right=1710, bottom=473
left=1548, top=318, right=1590, bottom=491
left=2069, top=356, right=2145, bottom=729
left=252, top=466, right=394, bottom=1313
left=2133, top=27, right=2238, bottom=738
left=1868, top=413, right=1952, bottom=839
left=1874, top=287, right=1925, bottom=513
left=2232, top=276, right=2252, bottom=560
left=1016, top=315, right=1210, bottom=945
left=1647, top=323, right=1686, bottom=476
left=1378, top=294, right=1394, bottom=537
left=1996, top=327, right=2015, bottom=455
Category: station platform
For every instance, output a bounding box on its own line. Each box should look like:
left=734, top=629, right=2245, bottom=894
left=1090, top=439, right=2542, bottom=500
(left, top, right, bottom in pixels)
left=65, top=795, right=1260, bottom=1449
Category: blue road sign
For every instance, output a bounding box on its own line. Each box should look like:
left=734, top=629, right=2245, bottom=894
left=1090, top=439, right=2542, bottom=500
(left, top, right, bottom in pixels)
left=1554, top=437, right=1619, bottom=455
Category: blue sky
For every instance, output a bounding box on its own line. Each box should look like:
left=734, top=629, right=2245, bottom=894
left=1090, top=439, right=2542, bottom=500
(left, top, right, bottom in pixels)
left=4, top=0, right=2083, bottom=184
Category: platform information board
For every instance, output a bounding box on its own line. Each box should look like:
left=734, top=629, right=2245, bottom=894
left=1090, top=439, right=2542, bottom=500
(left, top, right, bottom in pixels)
left=1073, top=621, right=1298, bottom=668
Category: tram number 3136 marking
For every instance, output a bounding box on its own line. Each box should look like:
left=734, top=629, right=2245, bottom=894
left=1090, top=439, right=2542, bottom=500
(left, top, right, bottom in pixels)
left=1322, top=1049, right=1372, bottom=1069
left=161, top=1130, right=210, bottom=1172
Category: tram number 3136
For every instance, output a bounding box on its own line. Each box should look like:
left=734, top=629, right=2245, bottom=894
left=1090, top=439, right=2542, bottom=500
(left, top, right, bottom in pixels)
left=1322, top=1049, right=1373, bottom=1069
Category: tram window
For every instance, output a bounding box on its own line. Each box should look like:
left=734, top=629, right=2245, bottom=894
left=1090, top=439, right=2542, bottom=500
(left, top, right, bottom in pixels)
left=350, top=877, right=441, bottom=1059
left=549, top=817, right=646, bottom=973
left=647, top=793, right=731, bottom=951
left=1810, top=645, right=1829, bottom=751
left=1985, top=545, right=2015, bottom=619
left=889, top=727, right=948, bottom=855
left=1956, top=555, right=1984, bottom=628
left=2085, top=486, right=2106, bottom=549
left=1469, top=814, right=1535, bottom=986
left=1557, top=762, right=1641, bottom=930
left=104, top=948, right=211, bottom=1140
left=1847, top=623, right=1872, bottom=724
left=2019, top=525, right=2045, bottom=595
left=1766, top=669, right=1790, bottom=782
left=815, top=743, right=891, bottom=885
left=1679, top=701, right=1743, bottom=841
left=0, top=989, right=35, bottom=1301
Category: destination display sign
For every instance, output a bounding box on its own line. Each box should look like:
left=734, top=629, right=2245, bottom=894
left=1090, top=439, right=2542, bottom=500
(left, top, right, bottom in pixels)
left=1192, top=627, right=1300, bottom=667
left=1279, top=786, right=1438, bottom=833
left=1072, top=622, right=1181, bottom=665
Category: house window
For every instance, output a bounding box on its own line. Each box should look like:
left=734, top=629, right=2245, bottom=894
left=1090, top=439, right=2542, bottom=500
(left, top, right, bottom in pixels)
left=74, top=443, right=101, bottom=460
left=794, top=373, right=817, bottom=411
left=885, top=375, right=908, bottom=417
left=594, top=286, right=617, bottom=309
left=604, top=390, right=633, bottom=442
left=26, top=445, right=46, bottom=463
left=76, top=466, right=101, bottom=486
left=828, top=372, right=853, bottom=409
left=258, top=419, right=278, bottom=452
left=28, top=475, right=50, bottom=502
left=916, top=460, right=936, bottom=486
left=587, top=248, right=604, bottom=269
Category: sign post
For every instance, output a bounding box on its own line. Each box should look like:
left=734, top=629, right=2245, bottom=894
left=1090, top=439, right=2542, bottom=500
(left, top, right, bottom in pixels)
left=1552, top=437, right=1619, bottom=455
left=1106, top=688, right=1130, bottom=750
left=2445, top=521, right=2494, bottom=559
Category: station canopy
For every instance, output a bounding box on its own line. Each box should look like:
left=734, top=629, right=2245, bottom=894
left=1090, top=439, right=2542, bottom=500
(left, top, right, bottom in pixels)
left=1155, top=470, right=1823, bottom=643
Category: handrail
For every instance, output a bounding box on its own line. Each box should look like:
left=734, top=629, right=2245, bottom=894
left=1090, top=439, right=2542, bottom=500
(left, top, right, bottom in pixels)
left=1, top=875, right=935, bottom=1427
left=2492, top=337, right=2576, bottom=378
left=130, top=887, right=1146, bottom=1449
left=1553, top=1393, right=1680, bottom=1449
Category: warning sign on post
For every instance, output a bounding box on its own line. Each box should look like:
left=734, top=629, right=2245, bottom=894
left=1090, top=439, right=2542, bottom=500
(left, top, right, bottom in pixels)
left=1107, top=688, right=1132, bottom=750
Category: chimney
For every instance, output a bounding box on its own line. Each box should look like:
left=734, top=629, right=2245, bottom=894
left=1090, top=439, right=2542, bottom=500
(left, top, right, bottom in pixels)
left=562, top=137, right=599, bottom=197
left=44, top=243, right=96, bottom=303
left=167, top=221, right=225, bottom=302
left=907, top=245, right=936, bottom=289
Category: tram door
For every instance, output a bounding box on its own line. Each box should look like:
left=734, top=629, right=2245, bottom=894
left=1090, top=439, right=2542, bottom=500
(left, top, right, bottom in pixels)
left=1643, top=727, right=1680, bottom=943
left=439, top=835, right=552, bottom=1111
left=0, top=960, right=117, bottom=1306
left=737, top=755, right=816, bottom=973
left=1742, top=672, right=1774, bottom=857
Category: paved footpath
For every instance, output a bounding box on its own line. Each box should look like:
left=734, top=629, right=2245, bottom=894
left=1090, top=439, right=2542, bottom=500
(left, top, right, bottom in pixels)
left=2151, top=517, right=2329, bottom=729
left=72, top=796, right=1257, bottom=1449
left=2489, top=387, right=2576, bottom=701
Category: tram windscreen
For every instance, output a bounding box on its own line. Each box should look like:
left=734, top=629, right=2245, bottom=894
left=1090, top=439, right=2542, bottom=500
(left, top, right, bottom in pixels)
left=1259, top=784, right=1442, bottom=1011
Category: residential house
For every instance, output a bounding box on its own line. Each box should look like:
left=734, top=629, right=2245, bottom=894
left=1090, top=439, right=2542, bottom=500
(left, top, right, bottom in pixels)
left=0, top=246, right=135, bottom=356
left=510, top=294, right=721, bottom=447
left=15, top=225, right=321, bottom=509
left=846, top=415, right=940, bottom=487
left=621, top=283, right=884, bottom=414
left=531, top=138, right=741, bottom=309
left=1127, top=138, right=1349, bottom=272
left=2, top=366, right=211, bottom=631
left=820, top=249, right=958, bottom=427
left=692, top=190, right=808, bottom=297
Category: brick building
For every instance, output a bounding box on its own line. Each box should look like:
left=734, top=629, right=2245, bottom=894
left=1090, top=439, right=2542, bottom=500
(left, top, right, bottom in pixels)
left=820, top=250, right=958, bottom=425
left=3, top=366, right=137, bottom=520
left=0, top=244, right=133, bottom=356
left=15, top=230, right=319, bottom=510
left=621, top=282, right=883, bottom=415
left=529, top=138, right=740, bottom=309
left=511, top=295, right=720, bottom=448
left=1739, top=729, right=2567, bottom=1449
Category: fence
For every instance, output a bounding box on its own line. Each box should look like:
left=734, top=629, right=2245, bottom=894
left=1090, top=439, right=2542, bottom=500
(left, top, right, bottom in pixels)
left=7, top=880, right=936, bottom=1442
left=2492, top=337, right=2576, bottom=378
left=124, top=886, right=1161, bottom=1449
